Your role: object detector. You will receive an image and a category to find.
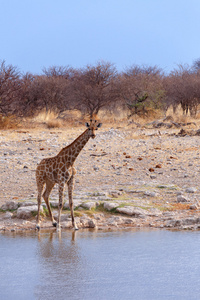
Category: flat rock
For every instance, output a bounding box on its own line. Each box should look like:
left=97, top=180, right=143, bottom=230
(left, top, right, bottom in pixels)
left=17, top=205, right=43, bottom=219
left=19, top=201, right=37, bottom=207
left=116, top=206, right=148, bottom=217
left=81, top=202, right=96, bottom=210
left=1, top=201, right=18, bottom=210
left=104, top=202, right=119, bottom=211
left=63, top=201, right=82, bottom=209
left=185, top=187, right=197, bottom=193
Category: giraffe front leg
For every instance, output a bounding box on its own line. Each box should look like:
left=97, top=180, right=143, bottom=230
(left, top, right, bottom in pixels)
left=68, top=169, right=78, bottom=230
left=57, top=184, right=64, bottom=231
left=36, top=182, right=44, bottom=230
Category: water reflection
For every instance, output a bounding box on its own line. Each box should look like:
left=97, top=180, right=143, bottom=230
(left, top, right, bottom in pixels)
left=1, top=229, right=200, bottom=300
left=36, top=230, right=86, bottom=299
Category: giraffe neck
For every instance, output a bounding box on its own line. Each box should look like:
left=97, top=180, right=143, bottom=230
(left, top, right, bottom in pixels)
left=58, top=129, right=90, bottom=165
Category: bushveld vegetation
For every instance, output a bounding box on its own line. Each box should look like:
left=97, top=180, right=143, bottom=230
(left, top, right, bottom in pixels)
left=1, top=59, right=200, bottom=128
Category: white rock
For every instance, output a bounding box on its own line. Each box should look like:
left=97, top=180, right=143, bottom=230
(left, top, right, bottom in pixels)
left=81, top=202, right=96, bottom=210
left=104, top=202, right=118, bottom=211
left=19, top=201, right=36, bottom=207
left=3, top=212, right=13, bottom=219
left=116, top=206, right=147, bottom=217
left=1, top=201, right=18, bottom=210
left=63, top=201, right=82, bottom=209
left=17, top=205, right=43, bottom=219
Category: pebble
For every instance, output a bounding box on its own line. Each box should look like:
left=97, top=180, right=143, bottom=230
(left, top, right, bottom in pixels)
left=185, top=187, right=197, bottom=193
left=177, top=195, right=189, bottom=203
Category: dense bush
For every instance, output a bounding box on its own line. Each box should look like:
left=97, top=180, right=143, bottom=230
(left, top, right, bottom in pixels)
left=1, top=59, right=200, bottom=119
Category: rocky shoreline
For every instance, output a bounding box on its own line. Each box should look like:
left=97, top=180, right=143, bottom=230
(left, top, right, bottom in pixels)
left=1, top=193, right=200, bottom=232
left=1, top=124, right=200, bottom=233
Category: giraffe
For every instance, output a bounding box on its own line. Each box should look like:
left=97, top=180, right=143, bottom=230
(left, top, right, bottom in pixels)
left=35, top=116, right=102, bottom=230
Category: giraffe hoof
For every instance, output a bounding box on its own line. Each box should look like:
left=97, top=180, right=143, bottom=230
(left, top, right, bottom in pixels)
left=36, top=225, right=40, bottom=230
left=52, top=221, right=57, bottom=227
left=74, top=226, right=79, bottom=231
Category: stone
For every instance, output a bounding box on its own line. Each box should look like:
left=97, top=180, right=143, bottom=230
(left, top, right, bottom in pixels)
left=80, top=217, right=90, bottom=226
left=116, top=206, right=147, bottom=218
left=16, top=205, right=43, bottom=219
left=109, top=191, right=122, bottom=198
left=19, top=201, right=37, bottom=207
left=1, top=201, right=18, bottom=211
left=63, top=201, right=82, bottom=209
left=81, top=202, right=96, bottom=210
left=144, top=191, right=158, bottom=197
left=190, top=204, right=198, bottom=210
left=107, top=216, right=123, bottom=225
left=123, top=218, right=134, bottom=224
left=3, top=212, right=13, bottom=219
left=185, top=187, right=197, bottom=193
left=182, top=217, right=200, bottom=226
left=104, top=202, right=119, bottom=211
left=61, top=221, right=72, bottom=228
left=53, top=213, right=70, bottom=222
left=88, top=219, right=96, bottom=228
left=177, top=195, right=189, bottom=203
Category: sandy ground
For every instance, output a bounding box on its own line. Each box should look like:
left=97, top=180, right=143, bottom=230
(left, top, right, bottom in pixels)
left=1, top=122, right=200, bottom=231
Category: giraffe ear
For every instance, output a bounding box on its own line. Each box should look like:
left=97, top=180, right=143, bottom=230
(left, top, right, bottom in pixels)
left=97, top=123, right=102, bottom=128
left=85, top=122, right=90, bottom=128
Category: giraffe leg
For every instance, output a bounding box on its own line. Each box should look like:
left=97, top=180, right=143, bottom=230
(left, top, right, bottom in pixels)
left=36, top=181, right=44, bottom=230
left=42, top=179, right=56, bottom=227
left=57, top=183, right=64, bottom=231
left=67, top=168, right=78, bottom=230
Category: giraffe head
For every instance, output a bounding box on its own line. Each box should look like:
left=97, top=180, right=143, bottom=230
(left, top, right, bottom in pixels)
left=85, top=116, right=102, bottom=139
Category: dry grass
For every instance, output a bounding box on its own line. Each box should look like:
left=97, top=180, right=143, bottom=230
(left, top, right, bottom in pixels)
left=166, top=104, right=200, bottom=126
left=3, top=105, right=200, bottom=131
left=0, top=114, right=20, bottom=129
left=46, top=119, right=62, bottom=129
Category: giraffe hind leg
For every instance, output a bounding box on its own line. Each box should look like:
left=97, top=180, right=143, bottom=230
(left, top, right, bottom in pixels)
left=42, top=180, right=57, bottom=227
left=57, top=183, right=65, bottom=231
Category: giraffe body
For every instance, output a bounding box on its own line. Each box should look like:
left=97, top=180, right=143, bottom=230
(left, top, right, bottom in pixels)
left=36, top=118, right=102, bottom=230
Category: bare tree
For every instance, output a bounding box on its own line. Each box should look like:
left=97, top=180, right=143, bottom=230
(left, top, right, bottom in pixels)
left=164, top=65, right=200, bottom=116
left=71, top=62, right=119, bottom=116
left=0, top=60, right=22, bottom=116
left=120, top=65, right=164, bottom=117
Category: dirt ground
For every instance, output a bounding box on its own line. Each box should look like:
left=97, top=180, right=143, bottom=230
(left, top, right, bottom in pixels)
left=1, top=121, right=200, bottom=231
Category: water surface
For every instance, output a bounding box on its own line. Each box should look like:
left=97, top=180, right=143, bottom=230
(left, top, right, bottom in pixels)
left=1, top=229, right=200, bottom=300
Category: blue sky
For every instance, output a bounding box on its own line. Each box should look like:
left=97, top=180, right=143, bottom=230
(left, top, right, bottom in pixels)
left=1, top=0, right=200, bottom=74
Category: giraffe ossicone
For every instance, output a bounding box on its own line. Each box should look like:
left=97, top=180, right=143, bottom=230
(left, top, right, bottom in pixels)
left=35, top=117, right=102, bottom=230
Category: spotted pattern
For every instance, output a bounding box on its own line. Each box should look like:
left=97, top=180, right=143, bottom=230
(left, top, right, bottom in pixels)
left=36, top=118, right=102, bottom=230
